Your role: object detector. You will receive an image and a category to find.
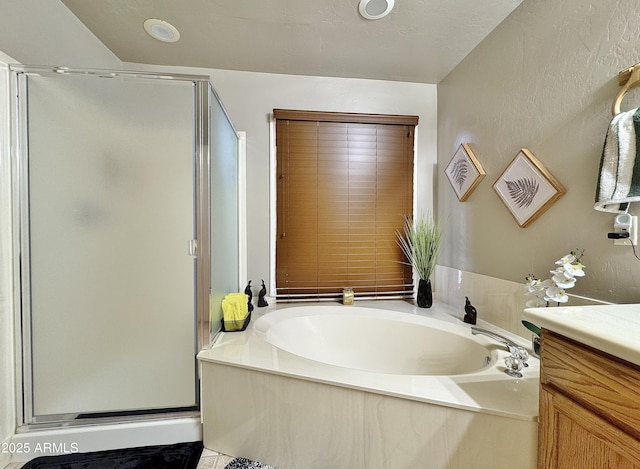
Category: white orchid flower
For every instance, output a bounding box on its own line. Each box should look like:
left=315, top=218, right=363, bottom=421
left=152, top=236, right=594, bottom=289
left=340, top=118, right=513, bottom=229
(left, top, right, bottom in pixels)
left=563, top=261, right=585, bottom=277
left=545, top=286, right=569, bottom=303
left=552, top=274, right=576, bottom=289
left=556, top=254, right=576, bottom=265
left=525, top=283, right=542, bottom=293
left=525, top=249, right=584, bottom=309
left=540, top=278, right=554, bottom=287
left=549, top=267, right=575, bottom=287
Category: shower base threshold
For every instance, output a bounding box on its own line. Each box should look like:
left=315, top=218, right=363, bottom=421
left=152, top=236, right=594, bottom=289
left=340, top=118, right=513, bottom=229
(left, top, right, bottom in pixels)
left=8, top=415, right=201, bottom=464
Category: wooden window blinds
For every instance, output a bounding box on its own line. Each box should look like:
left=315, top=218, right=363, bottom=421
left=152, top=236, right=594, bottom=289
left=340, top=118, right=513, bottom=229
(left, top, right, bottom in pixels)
left=274, top=109, right=418, bottom=300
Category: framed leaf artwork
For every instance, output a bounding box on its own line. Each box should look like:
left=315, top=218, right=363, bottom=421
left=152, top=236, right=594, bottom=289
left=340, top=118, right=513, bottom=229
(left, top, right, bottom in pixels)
left=493, top=149, right=566, bottom=228
left=444, top=143, right=486, bottom=201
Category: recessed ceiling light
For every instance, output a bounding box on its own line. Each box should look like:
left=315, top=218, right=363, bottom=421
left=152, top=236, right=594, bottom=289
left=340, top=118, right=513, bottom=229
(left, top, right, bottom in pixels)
left=358, top=0, right=395, bottom=20
left=143, top=18, right=180, bottom=43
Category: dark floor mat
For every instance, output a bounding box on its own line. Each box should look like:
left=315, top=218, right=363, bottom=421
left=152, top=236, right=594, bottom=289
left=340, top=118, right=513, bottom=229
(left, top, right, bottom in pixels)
left=22, top=441, right=203, bottom=469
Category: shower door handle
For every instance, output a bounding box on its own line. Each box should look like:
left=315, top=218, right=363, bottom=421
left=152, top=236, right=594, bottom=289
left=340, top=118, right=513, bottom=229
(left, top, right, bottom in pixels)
left=188, top=239, right=198, bottom=257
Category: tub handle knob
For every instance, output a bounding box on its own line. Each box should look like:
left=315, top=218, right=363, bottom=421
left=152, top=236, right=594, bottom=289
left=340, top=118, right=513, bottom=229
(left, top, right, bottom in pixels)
left=512, top=346, right=529, bottom=367
left=504, top=355, right=524, bottom=378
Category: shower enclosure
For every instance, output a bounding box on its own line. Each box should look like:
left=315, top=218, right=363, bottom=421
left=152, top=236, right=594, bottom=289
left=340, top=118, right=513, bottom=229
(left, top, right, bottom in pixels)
left=11, top=66, right=239, bottom=426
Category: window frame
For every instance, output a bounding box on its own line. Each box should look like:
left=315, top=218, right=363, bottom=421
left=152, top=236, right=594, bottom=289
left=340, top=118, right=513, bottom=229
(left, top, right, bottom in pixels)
left=269, top=109, right=419, bottom=300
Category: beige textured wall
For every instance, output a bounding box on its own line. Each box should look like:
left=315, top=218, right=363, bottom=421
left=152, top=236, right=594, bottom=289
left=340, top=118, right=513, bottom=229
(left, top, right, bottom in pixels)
left=437, top=0, right=640, bottom=303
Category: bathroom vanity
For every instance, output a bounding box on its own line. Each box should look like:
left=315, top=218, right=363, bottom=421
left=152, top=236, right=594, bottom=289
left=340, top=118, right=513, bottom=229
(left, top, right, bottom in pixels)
left=523, top=304, right=640, bottom=468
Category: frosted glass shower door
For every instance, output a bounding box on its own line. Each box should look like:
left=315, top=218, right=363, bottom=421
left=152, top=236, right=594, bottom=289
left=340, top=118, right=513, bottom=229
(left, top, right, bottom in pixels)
left=23, top=73, right=198, bottom=417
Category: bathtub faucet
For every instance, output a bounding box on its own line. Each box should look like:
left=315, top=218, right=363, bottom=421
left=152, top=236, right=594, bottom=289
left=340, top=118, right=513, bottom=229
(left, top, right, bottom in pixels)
left=470, top=326, right=529, bottom=366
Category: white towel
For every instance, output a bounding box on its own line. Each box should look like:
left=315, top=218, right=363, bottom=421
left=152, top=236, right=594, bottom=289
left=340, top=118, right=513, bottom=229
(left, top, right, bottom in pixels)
left=595, top=107, right=640, bottom=213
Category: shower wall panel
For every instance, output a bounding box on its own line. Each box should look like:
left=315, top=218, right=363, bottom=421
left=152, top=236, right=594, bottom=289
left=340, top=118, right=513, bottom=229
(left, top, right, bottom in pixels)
left=209, top=85, right=239, bottom=336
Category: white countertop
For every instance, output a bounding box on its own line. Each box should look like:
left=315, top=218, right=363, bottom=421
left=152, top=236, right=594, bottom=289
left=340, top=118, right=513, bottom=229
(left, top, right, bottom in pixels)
left=522, top=303, right=640, bottom=366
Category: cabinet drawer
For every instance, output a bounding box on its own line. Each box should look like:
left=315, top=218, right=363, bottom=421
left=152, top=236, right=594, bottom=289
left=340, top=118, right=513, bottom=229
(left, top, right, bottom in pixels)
left=541, top=330, right=640, bottom=440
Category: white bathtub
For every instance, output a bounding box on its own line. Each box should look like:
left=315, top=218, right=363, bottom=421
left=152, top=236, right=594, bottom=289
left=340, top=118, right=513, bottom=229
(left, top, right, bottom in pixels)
left=258, top=306, right=497, bottom=375
left=198, top=301, right=539, bottom=469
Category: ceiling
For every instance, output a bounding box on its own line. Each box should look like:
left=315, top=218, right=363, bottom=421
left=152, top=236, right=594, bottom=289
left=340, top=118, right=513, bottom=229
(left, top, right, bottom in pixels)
left=61, top=0, right=524, bottom=84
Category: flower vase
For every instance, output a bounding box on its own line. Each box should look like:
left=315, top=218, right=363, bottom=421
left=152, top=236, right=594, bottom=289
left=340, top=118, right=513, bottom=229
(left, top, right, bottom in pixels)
left=417, top=278, right=433, bottom=308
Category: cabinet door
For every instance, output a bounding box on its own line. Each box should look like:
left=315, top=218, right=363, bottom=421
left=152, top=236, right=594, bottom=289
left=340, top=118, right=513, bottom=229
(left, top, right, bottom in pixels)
left=539, top=386, right=640, bottom=469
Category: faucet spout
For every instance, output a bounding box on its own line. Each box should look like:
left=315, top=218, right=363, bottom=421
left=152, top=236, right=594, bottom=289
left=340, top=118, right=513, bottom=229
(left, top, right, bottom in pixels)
left=470, top=326, right=521, bottom=354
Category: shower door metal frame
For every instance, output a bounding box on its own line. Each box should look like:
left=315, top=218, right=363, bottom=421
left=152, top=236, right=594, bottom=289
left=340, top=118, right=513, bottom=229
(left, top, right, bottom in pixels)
left=11, top=66, right=213, bottom=428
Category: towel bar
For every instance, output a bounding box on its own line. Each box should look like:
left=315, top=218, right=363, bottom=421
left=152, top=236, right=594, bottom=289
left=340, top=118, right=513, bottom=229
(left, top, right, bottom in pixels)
left=612, top=62, right=640, bottom=115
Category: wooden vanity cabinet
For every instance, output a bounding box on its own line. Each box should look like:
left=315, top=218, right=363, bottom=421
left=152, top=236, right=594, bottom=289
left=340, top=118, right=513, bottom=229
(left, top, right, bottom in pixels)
left=538, top=330, right=640, bottom=468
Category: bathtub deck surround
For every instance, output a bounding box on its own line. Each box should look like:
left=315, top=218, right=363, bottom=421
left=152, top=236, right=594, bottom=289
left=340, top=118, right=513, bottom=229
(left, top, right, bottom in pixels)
left=198, top=300, right=539, bottom=469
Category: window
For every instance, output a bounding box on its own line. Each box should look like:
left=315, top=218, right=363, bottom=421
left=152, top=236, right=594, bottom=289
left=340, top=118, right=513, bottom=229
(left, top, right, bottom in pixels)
left=274, top=109, right=417, bottom=300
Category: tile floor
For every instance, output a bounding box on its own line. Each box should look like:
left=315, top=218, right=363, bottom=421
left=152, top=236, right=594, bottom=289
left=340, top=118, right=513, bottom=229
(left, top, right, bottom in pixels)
left=4, top=448, right=235, bottom=469
left=196, top=448, right=235, bottom=469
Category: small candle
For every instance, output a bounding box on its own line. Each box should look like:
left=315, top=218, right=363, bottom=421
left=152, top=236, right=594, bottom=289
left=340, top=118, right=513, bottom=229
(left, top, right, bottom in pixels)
left=342, top=287, right=354, bottom=305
